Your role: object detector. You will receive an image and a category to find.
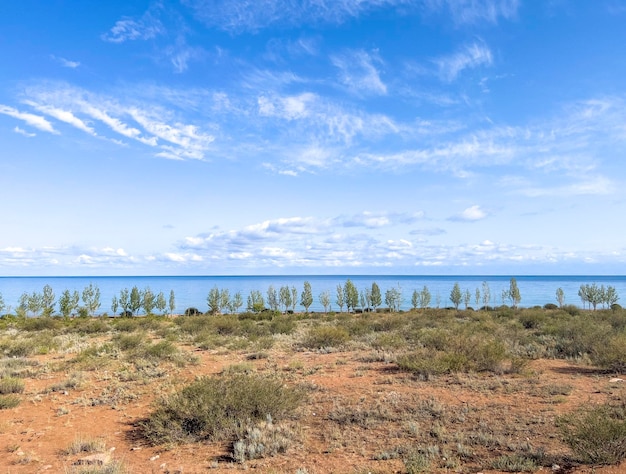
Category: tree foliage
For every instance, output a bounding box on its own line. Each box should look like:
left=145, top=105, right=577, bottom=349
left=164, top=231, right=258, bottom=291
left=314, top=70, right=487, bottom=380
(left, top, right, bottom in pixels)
left=300, top=281, right=313, bottom=312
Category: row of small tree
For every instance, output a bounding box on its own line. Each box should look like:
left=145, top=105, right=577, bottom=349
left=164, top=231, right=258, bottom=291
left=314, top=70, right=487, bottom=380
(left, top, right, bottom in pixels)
left=577, top=283, right=619, bottom=310
left=0, top=279, right=620, bottom=317
left=0, top=284, right=176, bottom=318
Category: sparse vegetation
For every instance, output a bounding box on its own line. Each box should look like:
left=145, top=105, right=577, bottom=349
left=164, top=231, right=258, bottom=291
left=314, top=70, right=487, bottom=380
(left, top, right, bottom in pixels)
left=140, top=374, right=305, bottom=445
left=1, top=283, right=626, bottom=472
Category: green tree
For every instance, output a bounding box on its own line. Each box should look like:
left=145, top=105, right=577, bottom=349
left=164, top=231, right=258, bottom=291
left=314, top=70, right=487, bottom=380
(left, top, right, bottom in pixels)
left=556, top=287, right=565, bottom=308
left=207, top=286, right=221, bottom=314
left=230, top=291, right=243, bottom=313
left=247, top=290, right=265, bottom=313
left=370, top=282, right=382, bottom=311
left=28, top=290, right=43, bottom=317
left=18, top=292, right=29, bottom=317
left=385, top=286, right=402, bottom=312
left=168, top=290, right=176, bottom=316
left=290, top=286, right=298, bottom=313
left=606, top=286, right=619, bottom=308
left=130, top=286, right=142, bottom=316
left=463, top=289, right=471, bottom=310
left=300, top=281, right=313, bottom=312
left=42, top=284, right=55, bottom=316
left=508, top=278, right=521, bottom=309
left=279, top=286, right=292, bottom=313
left=450, top=282, right=462, bottom=310
left=143, top=287, right=156, bottom=315
left=336, top=285, right=345, bottom=313
left=111, top=295, right=119, bottom=317
left=220, top=289, right=231, bottom=314
left=420, top=286, right=431, bottom=309
left=344, top=279, right=359, bottom=312
left=82, top=283, right=101, bottom=316
left=411, top=289, right=421, bottom=310
left=267, top=285, right=279, bottom=312
left=475, top=288, right=480, bottom=309
left=0, top=292, right=5, bottom=315
left=319, top=290, right=331, bottom=314
left=481, top=281, right=491, bottom=309
left=59, top=290, right=79, bottom=319
left=119, top=288, right=131, bottom=316
left=156, top=291, right=167, bottom=315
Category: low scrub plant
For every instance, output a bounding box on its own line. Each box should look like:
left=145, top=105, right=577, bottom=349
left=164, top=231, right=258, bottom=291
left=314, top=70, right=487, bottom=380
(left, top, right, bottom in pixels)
left=557, top=401, right=626, bottom=464
left=140, top=374, right=305, bottom=445
left=0, top=376, right=25, bottom=394
left=232, top=416, right=296, bottom=463
left=0, top=394, right=20, bottom=409
left=301, top=326, right=350, bottom=349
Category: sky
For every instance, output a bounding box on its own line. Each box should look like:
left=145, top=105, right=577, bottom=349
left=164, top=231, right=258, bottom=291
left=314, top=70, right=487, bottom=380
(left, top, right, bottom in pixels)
left=1, top=0, right=626, bottom=276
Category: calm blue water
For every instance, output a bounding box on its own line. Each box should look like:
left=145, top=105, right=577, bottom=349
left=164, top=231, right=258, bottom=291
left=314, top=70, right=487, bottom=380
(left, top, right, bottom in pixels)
left=1, top=275, right=625, bottom=315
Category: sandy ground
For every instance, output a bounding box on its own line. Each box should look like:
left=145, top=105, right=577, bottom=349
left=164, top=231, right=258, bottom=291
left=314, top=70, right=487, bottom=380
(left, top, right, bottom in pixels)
left=2, top=344, right=626, bottom=474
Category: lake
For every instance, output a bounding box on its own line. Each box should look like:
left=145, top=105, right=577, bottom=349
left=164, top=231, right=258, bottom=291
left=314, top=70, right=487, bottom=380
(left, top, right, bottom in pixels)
left=1, top=275, right=625, bottom=315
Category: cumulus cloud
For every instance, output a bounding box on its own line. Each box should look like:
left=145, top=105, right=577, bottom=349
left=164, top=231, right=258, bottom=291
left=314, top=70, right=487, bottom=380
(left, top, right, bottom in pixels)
left=450, top=205, right=489, bottom=221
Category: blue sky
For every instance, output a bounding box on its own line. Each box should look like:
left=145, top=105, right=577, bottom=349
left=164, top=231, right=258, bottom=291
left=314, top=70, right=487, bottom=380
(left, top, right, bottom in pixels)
left=1, top=0, right=626, bottom=276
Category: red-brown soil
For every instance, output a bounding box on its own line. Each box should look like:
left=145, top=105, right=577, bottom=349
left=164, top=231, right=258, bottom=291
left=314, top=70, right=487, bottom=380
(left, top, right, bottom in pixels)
left=2, top=343, right=626, bottom=474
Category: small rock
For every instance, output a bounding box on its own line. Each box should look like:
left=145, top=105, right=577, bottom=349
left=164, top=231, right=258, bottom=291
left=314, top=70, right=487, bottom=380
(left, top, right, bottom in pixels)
left=150, top=454, right=160, bottom=461
left=610, top=377, right=624, bottom=383
left=552, top=464, right=561, bottom=471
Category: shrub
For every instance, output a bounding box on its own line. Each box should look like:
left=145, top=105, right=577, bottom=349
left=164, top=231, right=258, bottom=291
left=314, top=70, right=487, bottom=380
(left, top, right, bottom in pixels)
left=113, top=332, right=146, bottom=351
left=269, top=315, right=296, bottom=335
left=0, top=377, right=25, bottom=394
left=612, top=304, right=623, bottom=311
left=0, top=394, right=20, bottom=409
left=489, top=454, right=537, bottom=472
left=184, top=307, right=201, bottom=316
left=140, top=374, right=305, bottom=445
left=590, top=333, right=626, bottom=372
left=543, top=303, right=558, bottom=310
left=301, top=326, right=350, bottom=349
left=557, top=402, right=626, bottom=464
left=232, top=416, right=295, bottom=463
left=20, top=316, right=61, bottom=331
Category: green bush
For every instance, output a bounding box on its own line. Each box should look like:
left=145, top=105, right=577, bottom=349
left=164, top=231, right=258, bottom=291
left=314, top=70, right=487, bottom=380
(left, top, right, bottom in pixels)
left=543, top=303, right=558, bottom=310
left=20, top=316, right=62, bottom=331
left=0, top=376, right=25, bottom=394
left=301, top=326, right=350, bottom=349
left=140, top=374, right=305, bottom=445
left=269, top=315, right=296, bottom=335
left=590, top=333, right=626, bottom=372
left=0, top=394, right=20, bottom=409
left=113, top=332, right=146, bottom=351
left=557, top=402, right=626, bottom=464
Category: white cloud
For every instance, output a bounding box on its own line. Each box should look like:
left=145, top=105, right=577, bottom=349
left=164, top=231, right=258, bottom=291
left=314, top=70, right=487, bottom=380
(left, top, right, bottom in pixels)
left=0, top=104, right=58, bottom=134
left=331, top=50, right=387, bottom=95
left=450, top=205, right=489, bottom=221
left=425, top=0, right=519, bottom=24
left=435, top=41, right=493, bottom=82
left=102, top=10, right=164, bottom=43
left=13, top=126, right=35, bottom=137
left=24, top=101, right=97, bottom=136
left=51, top=55, right=80, bottom=68
left=184, top=0, right=415, bottom=33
